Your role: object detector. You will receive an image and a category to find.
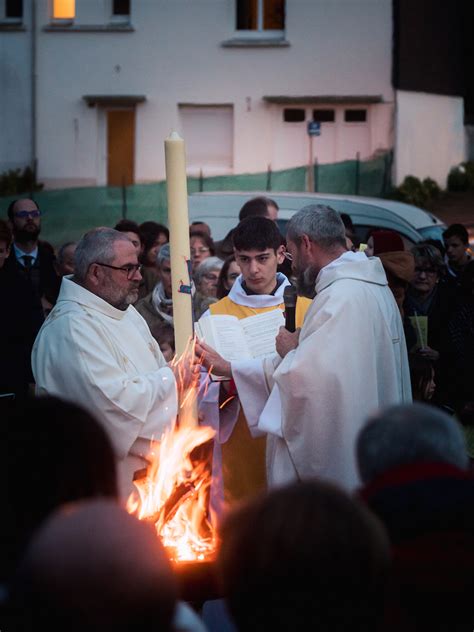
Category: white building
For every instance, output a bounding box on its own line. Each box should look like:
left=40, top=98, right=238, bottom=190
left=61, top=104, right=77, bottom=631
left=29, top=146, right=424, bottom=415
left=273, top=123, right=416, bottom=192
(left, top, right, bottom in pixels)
left=0, top=0, right=466, bottom=190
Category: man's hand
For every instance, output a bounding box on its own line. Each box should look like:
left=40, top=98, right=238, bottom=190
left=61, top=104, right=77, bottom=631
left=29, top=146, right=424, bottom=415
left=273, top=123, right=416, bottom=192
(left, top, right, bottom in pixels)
left=171, top=354, right=201, bottom=391
left=194, top=338, right=232, bottom=378
left=276, top=326, right=300, bottom=358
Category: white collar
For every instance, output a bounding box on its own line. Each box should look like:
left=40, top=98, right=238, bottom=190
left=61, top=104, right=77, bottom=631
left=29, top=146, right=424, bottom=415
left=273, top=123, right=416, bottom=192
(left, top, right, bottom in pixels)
left=226, top=272, right=290, bottom=308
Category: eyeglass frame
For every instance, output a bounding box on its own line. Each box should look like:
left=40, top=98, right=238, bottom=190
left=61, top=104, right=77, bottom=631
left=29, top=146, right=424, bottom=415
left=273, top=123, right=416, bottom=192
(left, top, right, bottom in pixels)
left=414, top=266, right=438, bottom=276
left=14, top=210, right=41, bottom=219
left=93, top=262, right=142, bottom=279
left=283, top=251, right=293, bottom=262
left=191, top=247, right=210, bottom=255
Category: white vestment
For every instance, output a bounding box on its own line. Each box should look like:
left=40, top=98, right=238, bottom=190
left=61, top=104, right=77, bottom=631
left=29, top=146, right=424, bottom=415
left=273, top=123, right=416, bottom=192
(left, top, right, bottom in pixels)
left=32, top=276, right=177, bottom=497
left=232, top=252, right=412, bottom=491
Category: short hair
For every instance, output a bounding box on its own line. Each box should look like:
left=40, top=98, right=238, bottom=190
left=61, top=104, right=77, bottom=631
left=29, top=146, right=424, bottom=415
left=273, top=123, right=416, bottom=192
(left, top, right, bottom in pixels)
left=410, top=243, right=445, bottom=275
left=0, top=218, right=12, bottom=246
left=114, top=219, right=141, bottom=239
left=11, top=499, right=177, bottom=632
left=0, top=396, right=117, bottom=584
left=7, top=197, right=40, bottom=221
left=74, top=228, right=131, bottom=283
left=218, top=480, right=389, bottom=632
left=156, top=242, right=171, bottom=266
left=443, top=223, right=469, bottom=244
left=193, top=256, right=224, bottom=285
left=238, top=196, right=277, bottom=221
left=56, top=241, right=77, bottom=265
left=232, top=216, right=282, bottom=252
left=357, top=403, right=469, bottom=484
left=286, top=204, right=346, bottom=250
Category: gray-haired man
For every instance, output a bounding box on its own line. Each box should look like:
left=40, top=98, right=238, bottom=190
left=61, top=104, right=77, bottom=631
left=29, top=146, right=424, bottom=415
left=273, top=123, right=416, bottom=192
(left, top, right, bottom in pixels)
left=32, top=228, right=196, bottom=497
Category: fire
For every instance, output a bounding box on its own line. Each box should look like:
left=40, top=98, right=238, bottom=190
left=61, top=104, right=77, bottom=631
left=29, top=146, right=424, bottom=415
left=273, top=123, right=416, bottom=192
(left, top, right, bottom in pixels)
left=127, top=342, right=218, bottom=562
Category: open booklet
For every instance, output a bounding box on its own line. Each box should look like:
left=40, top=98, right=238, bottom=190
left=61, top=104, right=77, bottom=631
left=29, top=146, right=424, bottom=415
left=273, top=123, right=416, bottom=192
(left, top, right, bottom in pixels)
left=195, top=309, right=285, bottom=380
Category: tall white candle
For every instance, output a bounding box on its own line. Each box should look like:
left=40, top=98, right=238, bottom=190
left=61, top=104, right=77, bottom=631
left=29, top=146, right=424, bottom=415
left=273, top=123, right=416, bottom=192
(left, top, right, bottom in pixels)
left=164, top=131, right=193, bottom=358
left=165, top=132, right=198, bottom=427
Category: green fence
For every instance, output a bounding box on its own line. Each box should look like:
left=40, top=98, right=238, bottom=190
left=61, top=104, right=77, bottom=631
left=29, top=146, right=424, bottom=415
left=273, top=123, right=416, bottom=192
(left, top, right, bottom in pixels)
left=0, top=153, right=391, bottom=247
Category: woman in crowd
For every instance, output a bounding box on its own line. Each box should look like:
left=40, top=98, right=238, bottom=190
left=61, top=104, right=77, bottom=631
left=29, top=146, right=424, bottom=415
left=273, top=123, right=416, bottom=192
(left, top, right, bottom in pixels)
left=193, top=256, right=223, bottom=319
left=216, top=254, right=241, bottom=300
left=190, top=230, right=215, bottom=272
left=138, top=221, right=169, bottom=297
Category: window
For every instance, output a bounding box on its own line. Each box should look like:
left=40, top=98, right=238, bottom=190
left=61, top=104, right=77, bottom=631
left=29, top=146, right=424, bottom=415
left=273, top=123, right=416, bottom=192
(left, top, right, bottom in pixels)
left=113, top=0, right=130, bottom=16
left=236, top=0, right=284, bottom=31
left=179, top=105, right=233, bottom=174
left=5, top=0, right=22, bottom=19
left=53, top=0, right=75, bottom=20
left=344, top=109, right=367, bottom=123
left=313, top=109, right=335, bottom=123
left=283, top=108, right=305, bottom=123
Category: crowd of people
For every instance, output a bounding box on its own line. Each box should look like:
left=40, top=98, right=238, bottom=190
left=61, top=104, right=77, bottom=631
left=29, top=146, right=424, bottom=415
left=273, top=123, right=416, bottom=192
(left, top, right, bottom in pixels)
left=0, top=193, right=473, bottom=630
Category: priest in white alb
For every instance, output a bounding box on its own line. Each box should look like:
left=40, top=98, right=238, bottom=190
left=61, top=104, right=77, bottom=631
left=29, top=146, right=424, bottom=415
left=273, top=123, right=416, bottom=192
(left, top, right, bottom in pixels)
left=197, top=205, right=412, bottom=492
left=32, top=228, right=197, bottom=497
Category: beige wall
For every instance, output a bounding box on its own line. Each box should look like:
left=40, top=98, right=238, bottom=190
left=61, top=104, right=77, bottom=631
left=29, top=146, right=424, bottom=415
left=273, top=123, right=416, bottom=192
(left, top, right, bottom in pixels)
left=394, top=90, right=466, bottom=187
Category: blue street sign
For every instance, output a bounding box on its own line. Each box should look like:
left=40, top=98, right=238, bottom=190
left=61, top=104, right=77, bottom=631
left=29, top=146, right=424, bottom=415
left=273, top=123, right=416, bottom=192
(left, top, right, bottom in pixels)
left=307, top=121, right=321, bottom=136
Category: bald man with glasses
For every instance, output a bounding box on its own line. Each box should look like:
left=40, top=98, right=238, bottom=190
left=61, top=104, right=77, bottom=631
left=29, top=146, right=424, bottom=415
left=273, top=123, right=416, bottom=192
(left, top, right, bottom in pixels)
left=32, top=228, right=197, bottom=497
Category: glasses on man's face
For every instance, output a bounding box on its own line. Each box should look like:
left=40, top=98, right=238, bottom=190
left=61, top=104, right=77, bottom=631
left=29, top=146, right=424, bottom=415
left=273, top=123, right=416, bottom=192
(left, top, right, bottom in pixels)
left=15, top=210, right=41, bottom=219
left=191, top=247, right=210, bottom=255
left=414, top=267, right=437, bottom=276
left=283, top=251, right=293, bottom=262
left=94, top=262, right=142, bottom=279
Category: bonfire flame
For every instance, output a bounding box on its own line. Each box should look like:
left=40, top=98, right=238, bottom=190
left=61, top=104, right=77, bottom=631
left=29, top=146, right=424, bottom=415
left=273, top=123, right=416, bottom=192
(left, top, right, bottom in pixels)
left=127, top=341, right=218, bottom=562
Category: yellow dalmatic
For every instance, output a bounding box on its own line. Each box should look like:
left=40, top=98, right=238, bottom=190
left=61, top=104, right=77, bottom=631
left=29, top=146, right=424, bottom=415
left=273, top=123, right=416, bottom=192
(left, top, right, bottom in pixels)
left=209, top=289, right=311, bottom=503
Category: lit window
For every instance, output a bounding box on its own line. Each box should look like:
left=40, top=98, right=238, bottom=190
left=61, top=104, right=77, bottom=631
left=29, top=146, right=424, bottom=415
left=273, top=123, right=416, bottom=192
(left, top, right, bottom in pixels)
left=6, top=0, right=22, bottom=19
left=236, top=0, right=285, bottom=31
left=53, top=0, right=75, bottom=20
left=113, top=0, right=130, bottom=16
left=345, top=109, right=367, bottom=123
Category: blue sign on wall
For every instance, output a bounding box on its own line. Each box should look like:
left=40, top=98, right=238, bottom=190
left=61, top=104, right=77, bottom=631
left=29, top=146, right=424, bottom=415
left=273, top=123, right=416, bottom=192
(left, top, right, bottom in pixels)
left=307, top=121, right=321, bottom=136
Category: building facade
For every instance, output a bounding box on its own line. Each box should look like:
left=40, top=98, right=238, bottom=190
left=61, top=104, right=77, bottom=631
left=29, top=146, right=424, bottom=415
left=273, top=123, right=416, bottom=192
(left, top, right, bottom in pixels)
left=0, top=0, right=467, bottom=190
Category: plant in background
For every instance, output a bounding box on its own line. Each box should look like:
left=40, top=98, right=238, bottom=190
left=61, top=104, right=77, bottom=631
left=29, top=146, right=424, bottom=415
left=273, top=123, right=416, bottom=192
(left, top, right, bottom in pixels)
left=389, top=175, right=436, bottom=208
left=447, top=161, right=474, bottom=192
left=0, top=167, right=44, bottom=197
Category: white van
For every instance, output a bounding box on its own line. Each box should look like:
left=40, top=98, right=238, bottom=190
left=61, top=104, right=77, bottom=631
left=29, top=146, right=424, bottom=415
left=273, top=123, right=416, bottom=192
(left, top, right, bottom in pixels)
left=188, top=191, right=446, bottom=247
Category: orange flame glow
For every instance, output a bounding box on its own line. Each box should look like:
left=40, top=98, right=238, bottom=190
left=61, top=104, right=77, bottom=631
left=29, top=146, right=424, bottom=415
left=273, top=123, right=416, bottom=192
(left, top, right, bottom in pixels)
left=127, top=341, right=218, bottom=562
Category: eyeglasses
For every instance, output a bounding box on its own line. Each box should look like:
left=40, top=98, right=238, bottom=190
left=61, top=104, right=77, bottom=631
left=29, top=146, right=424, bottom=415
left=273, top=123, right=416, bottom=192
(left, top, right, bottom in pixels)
left=15, top=210, right=41, bottom=219
left=414, top=267, right=437, bottom=276
left=191, top=247, right=210, bottom=255
left=283, top=251, right=293, bottom=262
left=94, top=262, right=142, bottom=279
left=203, top=273, right=219, bottom=282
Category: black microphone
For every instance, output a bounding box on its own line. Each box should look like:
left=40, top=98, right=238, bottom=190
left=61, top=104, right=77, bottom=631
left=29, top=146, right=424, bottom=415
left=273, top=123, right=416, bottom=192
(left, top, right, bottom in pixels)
left=283, top=285, right=297, bottom=333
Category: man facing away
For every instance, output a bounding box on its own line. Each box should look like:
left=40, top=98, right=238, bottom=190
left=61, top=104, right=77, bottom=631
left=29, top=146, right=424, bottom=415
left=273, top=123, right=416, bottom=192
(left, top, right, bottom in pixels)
left=197, top=216, right=311, bottom=502
left=198, top=205, right=411, bottom=492
left=32, top=228, right=196, bottom=498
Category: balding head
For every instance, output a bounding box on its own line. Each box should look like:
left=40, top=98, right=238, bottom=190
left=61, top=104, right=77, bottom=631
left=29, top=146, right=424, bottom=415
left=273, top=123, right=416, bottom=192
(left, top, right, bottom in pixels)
left=13, top=499, right=177, bottom=631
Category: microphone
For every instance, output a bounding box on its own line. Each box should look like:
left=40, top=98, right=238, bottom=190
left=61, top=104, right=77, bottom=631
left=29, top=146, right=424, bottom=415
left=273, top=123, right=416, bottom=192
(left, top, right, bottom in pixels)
left=283, top=285, right=297, bottom=333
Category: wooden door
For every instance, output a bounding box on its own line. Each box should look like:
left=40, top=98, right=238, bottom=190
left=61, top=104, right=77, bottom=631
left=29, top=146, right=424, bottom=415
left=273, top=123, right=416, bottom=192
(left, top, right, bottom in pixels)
left=107, top=110, right=135, bottom=186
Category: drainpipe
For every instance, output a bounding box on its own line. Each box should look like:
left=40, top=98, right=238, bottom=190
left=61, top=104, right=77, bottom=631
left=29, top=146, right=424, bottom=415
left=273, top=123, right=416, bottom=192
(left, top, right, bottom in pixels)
left=31, top=0, right=37, bottom=183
